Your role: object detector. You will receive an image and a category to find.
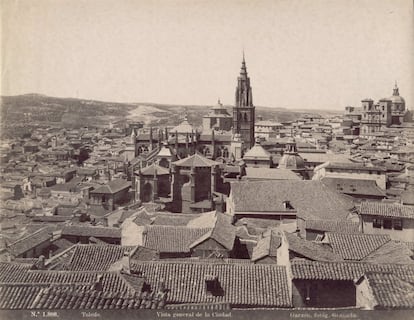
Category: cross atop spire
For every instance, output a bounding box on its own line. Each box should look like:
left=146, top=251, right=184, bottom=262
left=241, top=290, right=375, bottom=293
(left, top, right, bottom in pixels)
left=393, top=81, right=399, bottom=96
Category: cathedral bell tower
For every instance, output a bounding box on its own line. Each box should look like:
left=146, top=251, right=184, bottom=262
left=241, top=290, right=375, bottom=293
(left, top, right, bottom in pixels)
left=233, top=53, right=255, bottom=149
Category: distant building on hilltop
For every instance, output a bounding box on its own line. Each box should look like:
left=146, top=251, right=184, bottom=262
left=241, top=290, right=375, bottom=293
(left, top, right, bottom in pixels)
left=346, top=83, right=411, bottom=137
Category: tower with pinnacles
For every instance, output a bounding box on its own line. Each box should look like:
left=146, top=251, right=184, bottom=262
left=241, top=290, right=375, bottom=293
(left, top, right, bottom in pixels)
left=233, top=52, right=256, bottom=150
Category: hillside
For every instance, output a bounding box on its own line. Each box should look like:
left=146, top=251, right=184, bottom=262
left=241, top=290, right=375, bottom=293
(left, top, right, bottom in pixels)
left=0, top=94, right=341, bottom=138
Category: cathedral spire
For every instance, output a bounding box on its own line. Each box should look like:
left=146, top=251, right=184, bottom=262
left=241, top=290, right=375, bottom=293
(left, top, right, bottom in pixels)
left=240, top=52, right=247, bottom=76
left=233, top=52, right=255, bottom=150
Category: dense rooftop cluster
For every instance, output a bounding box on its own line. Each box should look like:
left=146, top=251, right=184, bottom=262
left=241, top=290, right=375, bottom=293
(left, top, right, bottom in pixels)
left=1, top=60, right=414, bottom=311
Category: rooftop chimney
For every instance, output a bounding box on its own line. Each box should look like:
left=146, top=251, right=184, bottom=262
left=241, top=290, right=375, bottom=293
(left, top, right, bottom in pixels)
left=36, top=255, right=46, bottom=270
left=93, top=274, right=103, bottom=291
left=121, top=251, right=131, bottom=274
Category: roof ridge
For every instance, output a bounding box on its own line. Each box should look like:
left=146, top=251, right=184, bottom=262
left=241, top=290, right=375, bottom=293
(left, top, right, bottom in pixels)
left=8, top=227, right=51, bottom=247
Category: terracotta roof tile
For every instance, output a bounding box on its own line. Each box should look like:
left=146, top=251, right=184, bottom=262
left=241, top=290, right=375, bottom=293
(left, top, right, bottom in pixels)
left=305, top=220, right=360, bottom=233
left=230, top=180, right=354, bottom=220
left=15, top=270, right=144, bottom=294
left=131, top=261, right=291, bottom=307
left=251, top=230, right=281, bottom=262
left=359, top=202, right=414, bottom=219
left=324, top=162, right=387, bottom=172
left=129, top=246, right=159, bottom=261
left=243, top=168, right=301, bottom=181
left=285, top=232, right=343, bottom=262
left=139, top=163, right=169, bottom=176
left=62, top=225, right=121, bottom=239
left=0, top=262, right=33, bottom=282
left=90, top=179, right=131, bottom=194
left=362, top=241, right=414, bottom=265
left=190, top=214, right=236, bottom=251
left=31, top=287, right=167, bottom=309
left=291, top=259, right=414, bottom=281
left=326, top=233, right=391, bottom=261
left=0, top=284, right=45, bottom=309
left=173, top=153, right=220, bottom=168
left=359, top=272, right=414, bottom=309
left=132, top=208, right=153, bottom=226
left=64, top=245, right=131, bottom=271
left=321, top=177, right=386, bottom=197
left=143, top=226, right=211, bottom=253
left=7, top=227, right=53, bottom=257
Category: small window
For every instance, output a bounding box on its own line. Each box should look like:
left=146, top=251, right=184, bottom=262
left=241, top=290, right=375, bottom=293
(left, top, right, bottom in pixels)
left=383, top=219, right=392, bottom=230
left=393, top=219, right=403, bottom=231
left=373, top=218, right=382, bottom=228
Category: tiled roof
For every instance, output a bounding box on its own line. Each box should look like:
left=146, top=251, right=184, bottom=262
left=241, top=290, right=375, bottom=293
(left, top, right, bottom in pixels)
left=242, top=144, right=271, bottom=160
left=166, top=302, right=231, bottom=310
left=31, top=286, right=166, bottom=309
left=243, top=168, right=301, bottom=181
left=0, top=279, right=165, bottom=310
left=7, top=227, right=53, bottom=257
left=64, top=245, right=130, bottom=271
left=359, top=202, right=414, bottom=219
left=143, top=226, right=211, bottom=253
left=49, top=238, right=75, bottom=256
left=362, top=241, right=414, bottom=265
left=131, top=261, right=291, bottom=307
left=189, top=213, right=236, bottom=251
left=153, top=214, right=200, bottom=226
left=0, top=284, right=44, bottom=309
left=305, top=220, right=360, bottom=233
left=45, top=245, right=77, bottom=270
left=186, top=211, right=217, bottom=228
left=18, top=270, right=145, bottom=294
left=321, top=177, right=386, bottom=197
left=230, top=180, right=354, bottom=220
left=324, top=162, right=387, bottom=172
left=285, top=232, right=343, bottom=262
left=359, top=272, right=414, bottom=309
left=139, top=163, right=170, bottom=176
left=90, top=179, right=131, bottom=194
left=62, top=225, right=121, bottom=239
left=173, top=153, right=220, bottom=168
left=130, top=246, right=159, bottom=261
left=291, top=259, right=414, bottom=281
left=251, top=230, right=281, bottom=262
left=132, top=208, right=153, bottom=226
left=326, top=233, right=391, bottom=261
left=298, top=153, right=352, bottom=164
left=0, top=262, right=33, bottom=282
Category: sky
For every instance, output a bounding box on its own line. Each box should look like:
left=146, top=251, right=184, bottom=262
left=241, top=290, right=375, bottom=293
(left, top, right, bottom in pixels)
left=1, top=0, right=413, bottom=110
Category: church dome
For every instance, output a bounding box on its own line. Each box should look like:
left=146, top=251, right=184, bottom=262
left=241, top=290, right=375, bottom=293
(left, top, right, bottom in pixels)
left=278, top=153, right=305, bottom=170
left=277, top=138, right=305, bottom=170
left=389, top=95, right=405, bottom=104
left=388, top=83, right=406, bottom=112
left=171, top=115, right=195, bottom=134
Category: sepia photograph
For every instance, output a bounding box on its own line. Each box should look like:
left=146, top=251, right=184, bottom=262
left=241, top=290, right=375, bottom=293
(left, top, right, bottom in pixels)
left=0, top=0, right=413, bottom=319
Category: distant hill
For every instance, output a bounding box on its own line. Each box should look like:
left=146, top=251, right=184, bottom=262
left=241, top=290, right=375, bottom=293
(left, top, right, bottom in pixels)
left=0, top=94, right=341, bottom=138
